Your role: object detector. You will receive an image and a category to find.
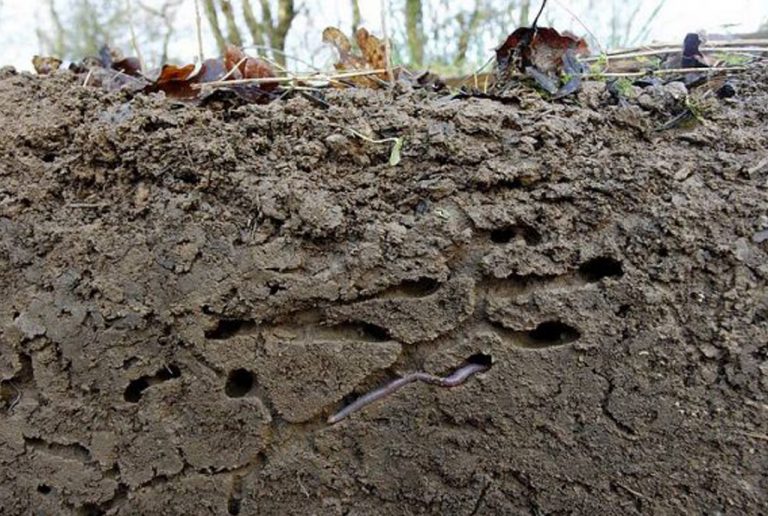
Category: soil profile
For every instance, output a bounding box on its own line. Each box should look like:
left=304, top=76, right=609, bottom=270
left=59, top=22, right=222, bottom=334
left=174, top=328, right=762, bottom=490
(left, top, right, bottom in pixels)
left=0, top=64, right=767, bottom=514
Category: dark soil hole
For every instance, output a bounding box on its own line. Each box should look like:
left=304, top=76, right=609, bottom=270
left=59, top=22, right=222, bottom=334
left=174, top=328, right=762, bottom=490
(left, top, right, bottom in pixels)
left=17, top=353, right=34, bottom=383
left=156, top=364, right=181, bottom=381
left=579, top=257, right=624, bottom=282
left=225, top=369, right=254, bottom=398
left=227, top=498, right=242, bottom=515
left=37, top=484, right=51, bottom=495
left=467, top=353, right=493, bottom=367
left=360, top=323, right=392, bottom=342
left=178, top=170, right=201, bottom=185
left=490, top=224, right=542, bottom=246
left=528, top=321, right=581, bottom=346
left=42, top=153, right=56, bottom=163
left=398, top=277, right=441, bottom=297
left=77, top=503, right=105, bottom=516
left=616, top=304, right=631, bottom=317
left=124, top=378, right=149, bottom=403
left=205, top=319, right=254, bottom=340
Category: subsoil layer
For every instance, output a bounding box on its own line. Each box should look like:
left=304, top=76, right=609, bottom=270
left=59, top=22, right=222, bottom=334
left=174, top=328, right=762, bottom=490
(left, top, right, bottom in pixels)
left=1, top=64, right=767, bottom=514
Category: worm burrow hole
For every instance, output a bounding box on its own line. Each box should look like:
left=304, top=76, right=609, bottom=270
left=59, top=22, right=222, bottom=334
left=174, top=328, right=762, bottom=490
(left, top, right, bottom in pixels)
left=360, top=323, right=392, bottom=342
left=490, top=224, right=542, bottom=246
left=124, top=364, right=181, bottom=403
left=528, top=321, right=581, bottom=346
left=156, top=364, right=181, bottom=381
left=467, top=353, right=493, bottom=367
left=76, top=503, right=104, bottom=516
left=227, top=498, right=242, bottom=515
left=123, top=378, right=149, bottom=403
left=205, top=319, right=254, bottom=340
left=397, top=277, right=441, bottom=297
left=37, top=484, right=51, bottom=495
left=225, top=369, right=254, bottom=398
left=578, top=256, right=624, bottom=282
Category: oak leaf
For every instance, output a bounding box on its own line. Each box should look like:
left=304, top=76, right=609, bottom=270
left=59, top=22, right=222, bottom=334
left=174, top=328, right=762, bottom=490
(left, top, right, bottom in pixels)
left=322, top=26, right=391, bottom=87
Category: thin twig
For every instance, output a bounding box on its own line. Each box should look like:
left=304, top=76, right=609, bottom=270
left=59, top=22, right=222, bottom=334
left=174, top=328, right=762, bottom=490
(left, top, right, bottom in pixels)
left=68, top=203, right=109, bottom=209
left=328, top=123, right=397, bottom=145
left=283, top=85, right=325, bottom=92
left=748, top=156, right=768, bottom=176
left=531, top=0, right=547, bottom=28
left=7, top=382, right=21, bottom=411
left=589, top=65, right=748, bottom=77
left=194, top=0, right=205, bottom=62
left=583, top=45, right=768, bottom=63
left=381, top=0, right=395, bottom=85
left=604, top=38, right=768, bottom=56
left=614, top=482, right=649, bottom=501
left=126, top=0, right=146, bottom=73
left=219, top=56, right=249, bottom=82
left=82, top=69, right=93, bottom=87
left=242, top=45, right=322, bottom=71
left=742, top=432, right=768, bottom=441
left=550, top=0, right=605, bottom=55
left=454, top=55, right=494, bottom=90
left=193, top=68, right=391, bottom=89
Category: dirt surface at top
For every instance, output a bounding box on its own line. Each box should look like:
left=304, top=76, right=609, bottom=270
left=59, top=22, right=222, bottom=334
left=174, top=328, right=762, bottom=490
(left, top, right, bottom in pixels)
left=0, top=64, right=767, bottom=515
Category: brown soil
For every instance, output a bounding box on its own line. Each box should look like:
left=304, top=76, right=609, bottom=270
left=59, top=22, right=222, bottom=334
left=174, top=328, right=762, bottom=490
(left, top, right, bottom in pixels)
left=1, top=64, right=767, bottom=515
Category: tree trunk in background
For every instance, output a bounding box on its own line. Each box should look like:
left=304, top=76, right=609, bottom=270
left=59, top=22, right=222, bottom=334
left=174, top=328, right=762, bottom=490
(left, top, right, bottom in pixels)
left=257, top=0, right=296, bottom=66
left=202, top=0, right=227, bottom=54
left=519, top=0, right=530, bottom=26
left=271, top=0, right=296, bottom=67
left=220, top=0, right=243, bottom=47
left=405, top=0, right=425, bottom=66
left=43, top=0, right=67, bottom=57
left=138, top=0, right=183, bottom=66
left=351, top=0, right=362, bottom=34
left=454, top=1, right=482, bottom=67
left=242, top=0, right=266, bottom=49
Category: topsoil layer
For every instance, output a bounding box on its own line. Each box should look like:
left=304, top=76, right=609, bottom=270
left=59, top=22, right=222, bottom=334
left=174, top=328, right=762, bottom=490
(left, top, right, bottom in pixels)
left=0, top=64, right=767, bottom=515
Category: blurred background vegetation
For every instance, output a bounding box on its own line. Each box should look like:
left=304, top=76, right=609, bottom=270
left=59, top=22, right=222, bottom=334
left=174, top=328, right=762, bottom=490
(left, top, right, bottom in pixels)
left=6, top=0, right=768, bottom=73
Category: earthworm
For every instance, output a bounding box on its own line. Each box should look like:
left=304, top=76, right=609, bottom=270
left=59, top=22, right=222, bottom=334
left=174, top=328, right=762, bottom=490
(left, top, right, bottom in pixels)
left=327, top=362, right=490, bottom=424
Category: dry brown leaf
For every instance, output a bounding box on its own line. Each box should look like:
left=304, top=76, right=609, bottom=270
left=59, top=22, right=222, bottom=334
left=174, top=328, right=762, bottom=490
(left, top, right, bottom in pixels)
left=323, top=27, right=369, bottom=72
left=495, top=26, right=589, bottom=97
left=224, top=45, right=277, bottom=90
left=112, top=57, right=143, bottom=77
left=32, top=56, right=62, bottom=75
left=224, top=45, right=247, bottom=79
left=195, top=58, right=227, bottom=83
left=496, top=26, right=588, bottom=75
left=355, top=28, right=387, bottom=71
left=323, top=26, right=391, bottom=87
left=152, top=63, right=198, bottom=98
left=322, top=27, right=353, bottom=54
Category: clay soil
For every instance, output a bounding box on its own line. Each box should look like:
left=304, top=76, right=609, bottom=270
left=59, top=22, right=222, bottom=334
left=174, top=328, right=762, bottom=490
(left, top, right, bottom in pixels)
left=0, top=64, right=767, bottom=515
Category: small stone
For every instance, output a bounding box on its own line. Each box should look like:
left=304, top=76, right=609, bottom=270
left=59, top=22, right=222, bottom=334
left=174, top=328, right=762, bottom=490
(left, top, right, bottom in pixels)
left=752, top=229, right=768, bottom=244
left=13, top=313, right=46, bottom=339
left=699, top=344, right=720, bottom=359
